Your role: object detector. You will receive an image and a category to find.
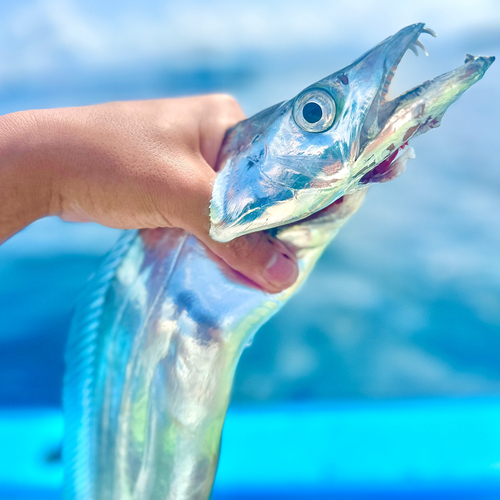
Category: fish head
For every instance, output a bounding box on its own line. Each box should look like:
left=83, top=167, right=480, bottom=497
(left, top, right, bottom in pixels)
left=210, top=24, right=494, bottom=242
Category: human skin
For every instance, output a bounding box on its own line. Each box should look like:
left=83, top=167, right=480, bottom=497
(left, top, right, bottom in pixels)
left=0, top=95, right=298, bottom=293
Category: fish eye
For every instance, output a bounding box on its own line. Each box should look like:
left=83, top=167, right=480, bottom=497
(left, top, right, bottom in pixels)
left=293, top=89, right=336, bottom=133
left=303, top=102, right=322, bottom=123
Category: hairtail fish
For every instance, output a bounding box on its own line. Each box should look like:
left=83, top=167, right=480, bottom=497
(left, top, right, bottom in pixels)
left=63, top=24, right=494, bottom=500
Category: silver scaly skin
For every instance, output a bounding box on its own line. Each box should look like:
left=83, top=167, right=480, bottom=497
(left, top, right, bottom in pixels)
left=63, top=24, right=493, bottom=500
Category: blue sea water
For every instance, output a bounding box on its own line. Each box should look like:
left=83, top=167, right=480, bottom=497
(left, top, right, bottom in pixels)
left=3, top=398, right=500, bottom=499
left=0, top=0, right=500, bottom=496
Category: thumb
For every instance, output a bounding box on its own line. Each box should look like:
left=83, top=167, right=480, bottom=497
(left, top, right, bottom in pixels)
left=177, top=165, right=299, bottom=294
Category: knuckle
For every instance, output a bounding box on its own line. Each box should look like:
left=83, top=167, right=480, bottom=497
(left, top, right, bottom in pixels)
left=210, top=93, right=237, bottom=106
left=207, top=93, right=244, bottom=119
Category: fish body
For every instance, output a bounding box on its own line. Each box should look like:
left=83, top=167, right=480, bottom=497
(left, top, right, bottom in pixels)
left=63, top=25, right=493, bottom=500
left=64, top=191, right=365, bottom=500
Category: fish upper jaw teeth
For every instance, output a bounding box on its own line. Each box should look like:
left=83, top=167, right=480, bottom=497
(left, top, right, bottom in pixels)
left=415, top=39, right=429, bottom=56
left=409, top=42, right=419, bottom=57
left=409, top=37, right=430, bottom=57
left=383, top=26, right=436, bottom=103
left=422, top=27, right=438, bottom=38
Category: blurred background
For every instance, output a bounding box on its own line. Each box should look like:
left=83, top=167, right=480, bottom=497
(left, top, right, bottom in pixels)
left=0, top=0, right=499, bottom=498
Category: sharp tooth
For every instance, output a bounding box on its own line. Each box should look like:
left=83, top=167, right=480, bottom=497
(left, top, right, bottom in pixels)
left=409, top=43, right=419, bottom=57
left=422, top=27, right=438, bottom=38
left=415, top=39, right=429, bottom=56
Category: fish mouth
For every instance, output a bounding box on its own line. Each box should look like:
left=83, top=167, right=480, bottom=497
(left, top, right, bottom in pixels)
left=358, top=23, right=436, bottom=151
left=355, top=24, right=495, bottom=185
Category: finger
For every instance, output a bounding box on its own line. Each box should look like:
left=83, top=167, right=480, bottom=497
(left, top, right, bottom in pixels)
left=200, top=229, right=299, bottom=294
left=176, top=164, right=299, bottom=294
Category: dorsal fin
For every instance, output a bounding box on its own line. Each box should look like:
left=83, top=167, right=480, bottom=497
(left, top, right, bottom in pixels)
left=63, top=230, right=138, bottom=500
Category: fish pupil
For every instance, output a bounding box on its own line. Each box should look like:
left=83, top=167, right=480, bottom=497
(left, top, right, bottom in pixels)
left=303, top=102, right=322, bottom=124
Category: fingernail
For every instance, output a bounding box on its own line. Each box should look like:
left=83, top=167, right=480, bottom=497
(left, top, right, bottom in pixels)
left=263, top=251, right=298, bottom=289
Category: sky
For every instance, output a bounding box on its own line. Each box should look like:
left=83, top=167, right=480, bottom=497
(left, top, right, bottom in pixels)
left=0, top=0, right=499, bottom=75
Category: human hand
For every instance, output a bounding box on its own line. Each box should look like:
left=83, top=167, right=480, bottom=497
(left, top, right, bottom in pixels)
left=0, top=96, right=298, bottom=293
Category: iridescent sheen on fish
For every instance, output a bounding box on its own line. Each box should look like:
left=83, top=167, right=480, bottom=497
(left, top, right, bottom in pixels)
left=63, top=24, right=494, bottom=500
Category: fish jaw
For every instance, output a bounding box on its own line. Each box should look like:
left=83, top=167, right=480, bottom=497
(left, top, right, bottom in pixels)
left=210, top=24, right=494, bottom=243
left=353, top=54, right=495, bottom=184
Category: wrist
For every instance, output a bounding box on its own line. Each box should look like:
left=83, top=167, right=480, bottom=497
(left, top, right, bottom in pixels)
left=0, top=109, right=56, bottom=239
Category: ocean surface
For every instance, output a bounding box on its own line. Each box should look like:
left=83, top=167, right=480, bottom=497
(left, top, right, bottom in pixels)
left=0, top=0, right=499, bottom=496
left=1, top=0, right=499, bottom=407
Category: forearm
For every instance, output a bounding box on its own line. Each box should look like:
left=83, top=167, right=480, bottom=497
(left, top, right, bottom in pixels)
left=0, top=110, right=55, bottom=242
left=0, top=97, right=298, bottom=292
